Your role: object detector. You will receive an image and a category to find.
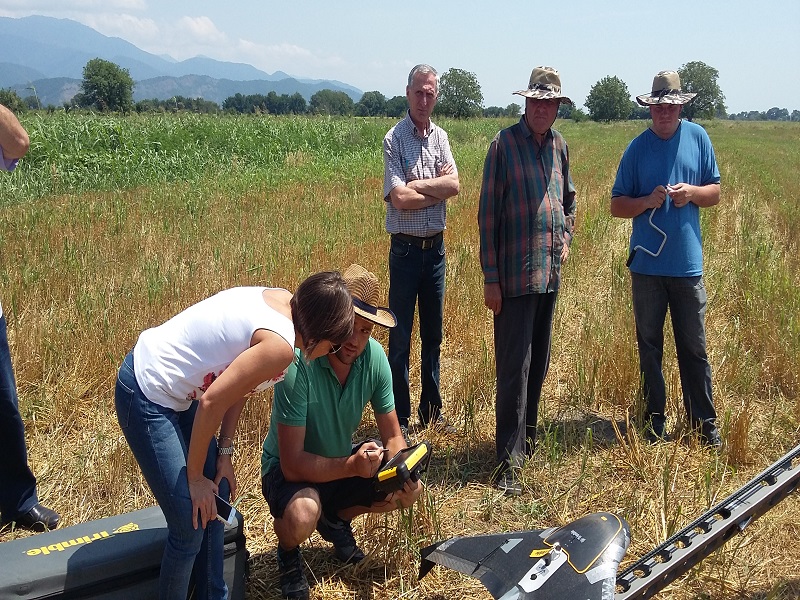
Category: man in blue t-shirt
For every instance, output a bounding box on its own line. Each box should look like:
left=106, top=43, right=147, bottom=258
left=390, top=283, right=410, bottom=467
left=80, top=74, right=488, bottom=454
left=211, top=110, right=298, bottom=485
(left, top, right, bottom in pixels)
left=261, top=264, right=423, bottom=600
left=611, top=71, right=721, bottom=448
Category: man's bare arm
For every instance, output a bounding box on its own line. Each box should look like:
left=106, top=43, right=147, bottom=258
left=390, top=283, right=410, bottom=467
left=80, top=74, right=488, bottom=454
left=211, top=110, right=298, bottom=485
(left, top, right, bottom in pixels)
left=667, top=182, right=720, bottom=208
left=0, top=104, right=30, bottom=160
left=611, top=185, right=667, bottom=218
left=407, top=168, right=460, bottom=200
left=278, top=423, right=381, bottom=483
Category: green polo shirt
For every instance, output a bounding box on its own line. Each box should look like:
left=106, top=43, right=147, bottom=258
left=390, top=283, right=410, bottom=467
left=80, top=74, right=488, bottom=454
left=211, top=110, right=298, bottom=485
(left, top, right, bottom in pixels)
left=261, top=337, right=394, bottom=477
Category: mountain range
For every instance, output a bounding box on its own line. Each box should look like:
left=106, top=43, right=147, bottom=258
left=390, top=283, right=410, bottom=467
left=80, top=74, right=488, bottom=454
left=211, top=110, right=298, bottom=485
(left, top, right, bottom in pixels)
left=0, top=15, right=364, bottom=107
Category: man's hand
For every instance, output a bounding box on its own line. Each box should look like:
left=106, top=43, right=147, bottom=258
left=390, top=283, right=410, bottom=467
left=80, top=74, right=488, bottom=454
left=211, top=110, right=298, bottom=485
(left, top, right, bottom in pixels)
left=644, top=185, right=667, bottom=210
left=484, top=282, right=502, bottom=315
left=189, top=475, right=219, bottom=530
left=351, top=440, right=385, bottom=479
left=390, top=479, right=424, bottom=509
left=666, top=182, right=694, bottom=208
left=437, top=161, right=454, bottom=176
left=561, top=240, right=570, bottom=264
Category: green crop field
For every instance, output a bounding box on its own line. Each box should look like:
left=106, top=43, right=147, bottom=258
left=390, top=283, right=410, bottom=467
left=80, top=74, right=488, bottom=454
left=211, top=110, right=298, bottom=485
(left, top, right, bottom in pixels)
left=1, top=113, right=799, bottom=599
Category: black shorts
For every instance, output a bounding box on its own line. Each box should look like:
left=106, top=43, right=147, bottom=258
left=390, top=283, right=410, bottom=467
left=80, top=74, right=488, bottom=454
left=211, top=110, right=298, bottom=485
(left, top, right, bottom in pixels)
left=262, top=466, right=387, bottom=520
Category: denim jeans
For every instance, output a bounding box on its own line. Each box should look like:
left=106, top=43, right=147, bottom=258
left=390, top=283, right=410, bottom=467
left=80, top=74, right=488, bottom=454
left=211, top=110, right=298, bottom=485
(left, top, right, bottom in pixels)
left=631, top=274, right=716, bottom=433
left=115, top=351, right=228, bottom=600
left=388, top=235, right=445, bottom=426
left=0, top=314, right=39, bottom=521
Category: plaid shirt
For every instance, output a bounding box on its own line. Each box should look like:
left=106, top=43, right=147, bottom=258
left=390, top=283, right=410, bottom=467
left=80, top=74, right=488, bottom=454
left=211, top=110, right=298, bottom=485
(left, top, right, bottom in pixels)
left=382, top=112, right=457, bottom=237
left=478, top=118, right=576, bottom=297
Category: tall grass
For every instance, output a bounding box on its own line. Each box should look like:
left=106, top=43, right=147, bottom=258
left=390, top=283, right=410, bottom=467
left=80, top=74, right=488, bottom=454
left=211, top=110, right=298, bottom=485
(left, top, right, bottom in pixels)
left=1, top=114, right=799, bottom=599
left=4, top=113, right=391, bottom=204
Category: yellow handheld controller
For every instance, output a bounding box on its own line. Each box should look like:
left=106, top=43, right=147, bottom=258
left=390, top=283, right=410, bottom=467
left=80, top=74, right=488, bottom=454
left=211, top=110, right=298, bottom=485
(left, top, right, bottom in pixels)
left=375, top=441, right=432, bottom=493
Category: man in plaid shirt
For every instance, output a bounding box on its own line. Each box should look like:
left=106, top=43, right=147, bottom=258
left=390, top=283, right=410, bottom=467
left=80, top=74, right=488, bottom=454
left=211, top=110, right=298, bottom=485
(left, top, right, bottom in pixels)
left=478, top=67, right=576, bottom=496
left=383, top=64, right=460, bottom=441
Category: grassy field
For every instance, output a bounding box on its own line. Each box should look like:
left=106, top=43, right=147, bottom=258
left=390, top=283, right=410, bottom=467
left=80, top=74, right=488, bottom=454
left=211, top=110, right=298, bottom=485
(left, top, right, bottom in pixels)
left=1, top=114, right=799, bottom=599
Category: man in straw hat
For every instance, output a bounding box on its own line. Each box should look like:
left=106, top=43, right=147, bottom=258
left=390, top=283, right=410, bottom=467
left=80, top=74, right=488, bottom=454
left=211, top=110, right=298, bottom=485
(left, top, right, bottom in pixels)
left=611, top=70, right=722, bottom=448
left=478, top=66, right=576, bottom=496
left=261, top=264, right=422, bottom=599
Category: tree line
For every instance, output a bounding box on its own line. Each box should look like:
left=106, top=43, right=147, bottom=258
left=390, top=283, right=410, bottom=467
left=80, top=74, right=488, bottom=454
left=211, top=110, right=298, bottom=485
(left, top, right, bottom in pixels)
left=2, top=58, right=797, bottom=122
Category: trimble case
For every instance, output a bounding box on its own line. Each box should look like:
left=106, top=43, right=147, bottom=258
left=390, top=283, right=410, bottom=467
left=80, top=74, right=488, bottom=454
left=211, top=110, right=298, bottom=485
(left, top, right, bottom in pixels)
left=0, top=506, right=248, bottom=599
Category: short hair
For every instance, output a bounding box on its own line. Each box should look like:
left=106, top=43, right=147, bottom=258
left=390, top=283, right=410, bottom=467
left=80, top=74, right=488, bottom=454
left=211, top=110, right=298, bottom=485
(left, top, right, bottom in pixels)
left=408, top=64, right=439, bottom=93
left=290, top=271, right=354, bottom=359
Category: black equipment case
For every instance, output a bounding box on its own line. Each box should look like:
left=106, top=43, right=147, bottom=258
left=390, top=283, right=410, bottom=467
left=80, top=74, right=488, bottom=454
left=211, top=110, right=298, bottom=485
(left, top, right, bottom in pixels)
left=0, top=506, right=248, bottom=599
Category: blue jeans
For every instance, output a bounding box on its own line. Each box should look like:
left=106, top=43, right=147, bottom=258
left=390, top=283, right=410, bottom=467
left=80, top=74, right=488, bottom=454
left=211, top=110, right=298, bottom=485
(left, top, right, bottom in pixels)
left=0, top=314, right=39, bottom=521
left=631, top=274, right=716, bottom=434
left=115, top=351, right=228, bottom=600
left=388, top=235, right=445, bottom=426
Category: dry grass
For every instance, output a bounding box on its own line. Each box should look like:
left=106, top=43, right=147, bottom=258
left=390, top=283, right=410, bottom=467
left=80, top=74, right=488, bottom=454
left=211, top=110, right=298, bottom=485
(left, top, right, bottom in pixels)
left=1, top=118, right=799, bottom=599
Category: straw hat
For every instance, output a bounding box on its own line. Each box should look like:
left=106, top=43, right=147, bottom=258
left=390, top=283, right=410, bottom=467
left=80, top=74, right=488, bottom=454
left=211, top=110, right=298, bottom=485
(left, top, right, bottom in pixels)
left=513, top=66, right=573, bottom=105
left=342, top=264, right=396, bottom=328
left=636, top=70, right=697, bottom=106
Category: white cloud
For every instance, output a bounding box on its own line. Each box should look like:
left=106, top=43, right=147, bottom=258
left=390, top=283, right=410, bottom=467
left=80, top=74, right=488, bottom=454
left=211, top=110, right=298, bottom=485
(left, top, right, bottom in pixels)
left=55, top=12, right=233, bottom=62
left=83, top=13, right=160, bottom=42
left=231, top=37, right=348, bottom=80
left=176, top=15, right=227, bottom=46
left=0, top=3, right=361, bottom=88
left=239, top=40, right=312, bottom=60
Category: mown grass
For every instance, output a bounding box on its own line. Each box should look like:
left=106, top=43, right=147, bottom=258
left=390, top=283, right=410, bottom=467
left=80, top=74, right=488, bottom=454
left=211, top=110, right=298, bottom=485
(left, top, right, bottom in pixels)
left=1, top=114, right=799, bottom=599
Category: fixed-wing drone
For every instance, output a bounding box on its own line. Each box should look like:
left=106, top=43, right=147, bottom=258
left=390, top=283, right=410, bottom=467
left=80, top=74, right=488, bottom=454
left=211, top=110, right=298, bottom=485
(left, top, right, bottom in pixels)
left=419, top=443, right=800, bottom=599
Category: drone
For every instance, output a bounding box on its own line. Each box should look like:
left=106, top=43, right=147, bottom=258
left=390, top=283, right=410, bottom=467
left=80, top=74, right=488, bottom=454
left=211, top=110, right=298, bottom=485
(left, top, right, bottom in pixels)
left=420, top=443, right=800, bottom=599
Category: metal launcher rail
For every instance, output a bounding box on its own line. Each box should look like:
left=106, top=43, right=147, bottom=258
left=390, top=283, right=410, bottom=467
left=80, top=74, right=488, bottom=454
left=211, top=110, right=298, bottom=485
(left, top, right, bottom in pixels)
left=616, top=442, right=800, bottom=599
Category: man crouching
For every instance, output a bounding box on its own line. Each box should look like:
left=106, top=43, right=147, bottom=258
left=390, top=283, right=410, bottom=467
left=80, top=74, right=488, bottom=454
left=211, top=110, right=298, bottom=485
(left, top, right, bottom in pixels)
left=261, top=264, right=423, bottom=599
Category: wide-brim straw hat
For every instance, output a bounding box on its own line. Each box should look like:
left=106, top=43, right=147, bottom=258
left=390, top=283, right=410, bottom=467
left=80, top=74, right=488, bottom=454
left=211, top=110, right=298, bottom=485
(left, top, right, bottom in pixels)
left=513, top=66, right=573, bottom=105
left=636, top=70, right=697, bottom=106
left=342, top=264, right=396, bottom=328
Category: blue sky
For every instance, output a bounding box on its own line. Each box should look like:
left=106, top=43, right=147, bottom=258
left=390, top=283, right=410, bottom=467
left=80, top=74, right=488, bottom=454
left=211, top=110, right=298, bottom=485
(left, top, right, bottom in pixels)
left=1, top=0, right=798, bottom=113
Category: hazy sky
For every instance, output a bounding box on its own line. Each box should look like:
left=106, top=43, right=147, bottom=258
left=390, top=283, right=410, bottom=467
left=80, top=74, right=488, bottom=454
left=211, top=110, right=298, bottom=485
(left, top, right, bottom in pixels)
left=2, top=0, right=798, bottom=113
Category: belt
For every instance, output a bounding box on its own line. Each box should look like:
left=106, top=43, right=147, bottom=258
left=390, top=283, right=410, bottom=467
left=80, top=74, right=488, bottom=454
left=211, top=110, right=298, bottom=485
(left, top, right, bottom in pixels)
left=392, top=231, right=443, bottom=250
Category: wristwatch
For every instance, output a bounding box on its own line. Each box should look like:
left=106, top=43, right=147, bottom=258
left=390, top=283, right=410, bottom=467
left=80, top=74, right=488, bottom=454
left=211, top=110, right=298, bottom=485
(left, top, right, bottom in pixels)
left=218, top=444, right=234, bottom=456
left=217, top=435, right=235, bottom=456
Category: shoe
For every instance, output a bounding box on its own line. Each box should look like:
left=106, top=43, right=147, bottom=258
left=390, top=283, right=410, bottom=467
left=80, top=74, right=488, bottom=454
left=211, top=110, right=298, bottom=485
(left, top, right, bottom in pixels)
left=701, top=431, right=722, bottom=449
left=316, top=514, right=365, bottom=564
left=420, top=413, right=457, bottom=434
left=644, top=427, right=672, bottom=444
left=399, top=424, right=411, bottom=446
left=276, top=546, right=309, bottom=600
left=494, top=470, right=523, bottom=497
left=2, top=503, right=61, bottom=532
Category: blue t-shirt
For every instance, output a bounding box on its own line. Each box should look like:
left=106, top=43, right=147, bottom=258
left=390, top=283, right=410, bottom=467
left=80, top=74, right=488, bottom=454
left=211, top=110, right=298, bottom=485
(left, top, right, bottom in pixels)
left=1, top=145, right=19, bottom=171
left=612, top=120, right=720, bottom=277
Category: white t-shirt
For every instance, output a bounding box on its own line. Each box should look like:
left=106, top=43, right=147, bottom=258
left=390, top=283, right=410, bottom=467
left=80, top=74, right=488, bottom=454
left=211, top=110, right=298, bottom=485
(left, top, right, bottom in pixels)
left=133, top=287, right=295, bottom=411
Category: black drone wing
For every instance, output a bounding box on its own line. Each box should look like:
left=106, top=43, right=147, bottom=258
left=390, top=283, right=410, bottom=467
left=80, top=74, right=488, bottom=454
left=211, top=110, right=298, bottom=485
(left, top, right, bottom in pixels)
left=419, top=512, right=630, bottom=600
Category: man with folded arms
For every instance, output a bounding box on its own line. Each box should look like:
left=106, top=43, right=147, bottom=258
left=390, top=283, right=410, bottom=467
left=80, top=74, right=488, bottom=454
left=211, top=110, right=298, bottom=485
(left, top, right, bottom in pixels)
left=383, top=64, right=460, bottom=441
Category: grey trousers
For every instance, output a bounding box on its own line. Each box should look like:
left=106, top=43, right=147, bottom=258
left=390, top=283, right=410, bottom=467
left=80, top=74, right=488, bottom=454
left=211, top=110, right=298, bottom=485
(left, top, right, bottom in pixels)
left=494, top=292, right=558, bottom=473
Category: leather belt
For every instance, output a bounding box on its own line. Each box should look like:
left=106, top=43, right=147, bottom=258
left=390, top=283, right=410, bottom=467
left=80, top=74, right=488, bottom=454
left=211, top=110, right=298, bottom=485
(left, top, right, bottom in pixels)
left=392, top=231, right=443, bottom=250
